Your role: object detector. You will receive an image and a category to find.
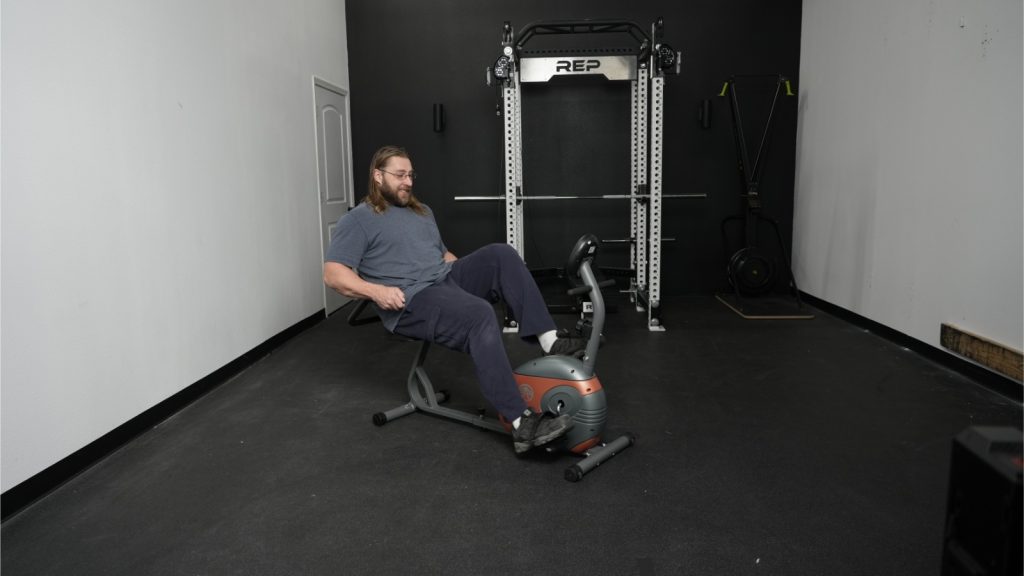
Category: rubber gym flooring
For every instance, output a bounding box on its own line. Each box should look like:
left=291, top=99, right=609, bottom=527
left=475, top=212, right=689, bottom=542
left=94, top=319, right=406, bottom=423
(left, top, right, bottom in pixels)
left=2, top=293, right=1020, bottom=575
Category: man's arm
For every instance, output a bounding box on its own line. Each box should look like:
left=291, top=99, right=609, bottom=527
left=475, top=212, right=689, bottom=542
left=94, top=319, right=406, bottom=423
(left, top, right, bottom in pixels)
left=323, top=261, right=406, bottom=310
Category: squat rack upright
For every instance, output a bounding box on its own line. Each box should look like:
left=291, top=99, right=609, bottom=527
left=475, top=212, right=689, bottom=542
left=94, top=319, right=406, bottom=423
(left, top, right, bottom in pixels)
left=472, top=18, right=683, bottom=331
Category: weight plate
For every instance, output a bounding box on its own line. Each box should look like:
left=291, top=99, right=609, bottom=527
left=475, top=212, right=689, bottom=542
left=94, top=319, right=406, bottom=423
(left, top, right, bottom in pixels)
left=728, top=247, right=776, bottom=295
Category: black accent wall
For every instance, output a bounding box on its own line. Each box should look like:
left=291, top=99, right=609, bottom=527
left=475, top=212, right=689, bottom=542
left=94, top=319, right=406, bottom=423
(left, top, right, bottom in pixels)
left=346, top=0, right=802, bottom=294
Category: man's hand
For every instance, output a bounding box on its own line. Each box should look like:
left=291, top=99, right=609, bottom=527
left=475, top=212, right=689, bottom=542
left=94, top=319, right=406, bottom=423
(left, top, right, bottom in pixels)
left=443, top=251, right=457, bottom=263
left=372, top=285, right=406, bottom=310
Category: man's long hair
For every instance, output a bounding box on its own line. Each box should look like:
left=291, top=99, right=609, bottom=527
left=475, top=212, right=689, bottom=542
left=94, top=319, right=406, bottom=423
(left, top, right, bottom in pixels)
left=364, top=145, right=426, bottom=215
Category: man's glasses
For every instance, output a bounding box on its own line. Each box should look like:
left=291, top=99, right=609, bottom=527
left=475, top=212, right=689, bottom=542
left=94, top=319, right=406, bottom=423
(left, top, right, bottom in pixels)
left=379, top=169, right=417, bottom=181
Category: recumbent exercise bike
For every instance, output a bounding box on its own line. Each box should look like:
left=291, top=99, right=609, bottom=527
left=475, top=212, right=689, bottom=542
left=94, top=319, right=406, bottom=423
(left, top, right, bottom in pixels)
left=353, top=234, right=633, bottom=481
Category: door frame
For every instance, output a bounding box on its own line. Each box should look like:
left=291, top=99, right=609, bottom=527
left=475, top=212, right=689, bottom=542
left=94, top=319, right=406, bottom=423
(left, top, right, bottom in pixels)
left=312, top=76, right=355, bottom=316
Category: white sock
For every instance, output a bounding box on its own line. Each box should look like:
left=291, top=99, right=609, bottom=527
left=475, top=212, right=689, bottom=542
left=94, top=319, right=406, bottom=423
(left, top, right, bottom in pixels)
left=538, top=330, right=558, bottom=353
left=512, top=417, right=521, bottom=430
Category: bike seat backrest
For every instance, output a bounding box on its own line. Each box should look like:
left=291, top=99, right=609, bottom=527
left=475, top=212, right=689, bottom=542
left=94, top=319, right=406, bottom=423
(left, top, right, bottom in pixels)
left=346, top=299, right=381, bottom=327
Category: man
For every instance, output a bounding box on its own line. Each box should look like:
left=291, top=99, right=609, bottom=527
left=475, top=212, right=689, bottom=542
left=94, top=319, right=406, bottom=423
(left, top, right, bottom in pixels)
left=324, top=145, right=587, bottom=454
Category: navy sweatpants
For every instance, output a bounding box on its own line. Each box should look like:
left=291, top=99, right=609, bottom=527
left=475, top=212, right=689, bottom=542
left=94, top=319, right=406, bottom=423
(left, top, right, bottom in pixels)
left=392, top=243, right=556, bottom=421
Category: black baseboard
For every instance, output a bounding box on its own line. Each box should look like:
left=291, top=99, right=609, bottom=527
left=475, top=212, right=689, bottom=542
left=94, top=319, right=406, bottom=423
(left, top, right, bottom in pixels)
left=799, top=293, right=1023, bottom=404
left=1, top=310, right=325, bottom=523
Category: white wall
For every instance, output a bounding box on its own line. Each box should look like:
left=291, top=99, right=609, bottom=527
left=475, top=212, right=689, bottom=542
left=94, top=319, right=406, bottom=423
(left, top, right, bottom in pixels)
left=794, top=0, right=1023, bottom=358
left=1, top=0, right=350, bottom=492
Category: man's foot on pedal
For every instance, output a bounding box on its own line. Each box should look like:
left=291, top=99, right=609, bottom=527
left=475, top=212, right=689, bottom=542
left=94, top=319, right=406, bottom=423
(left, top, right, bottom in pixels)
left=513, top=409, right=574, bottom=454
left=545, top=336, right=587, bottom=359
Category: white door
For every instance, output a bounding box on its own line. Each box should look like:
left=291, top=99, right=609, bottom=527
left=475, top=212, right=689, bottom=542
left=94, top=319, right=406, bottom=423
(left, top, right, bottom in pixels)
left=314, top=79, right=354, bottom=315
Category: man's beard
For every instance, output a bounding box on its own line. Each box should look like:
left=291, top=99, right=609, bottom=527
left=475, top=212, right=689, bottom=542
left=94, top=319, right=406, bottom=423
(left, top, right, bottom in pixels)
left=380, top=180, right=411, bottom=207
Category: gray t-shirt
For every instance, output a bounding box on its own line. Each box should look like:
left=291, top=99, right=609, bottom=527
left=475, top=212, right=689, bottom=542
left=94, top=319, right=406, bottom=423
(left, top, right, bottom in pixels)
left=325, top=202, right=452, bottom=331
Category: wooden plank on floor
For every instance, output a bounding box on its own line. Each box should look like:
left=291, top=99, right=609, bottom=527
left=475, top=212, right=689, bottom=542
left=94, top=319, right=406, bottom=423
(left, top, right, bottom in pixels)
left=940, top=323, right=1023, bottom=382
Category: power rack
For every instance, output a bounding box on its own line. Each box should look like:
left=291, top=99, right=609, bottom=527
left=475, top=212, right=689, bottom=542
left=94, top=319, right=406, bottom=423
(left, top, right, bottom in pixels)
left=470, top=18, right=684, bottom=331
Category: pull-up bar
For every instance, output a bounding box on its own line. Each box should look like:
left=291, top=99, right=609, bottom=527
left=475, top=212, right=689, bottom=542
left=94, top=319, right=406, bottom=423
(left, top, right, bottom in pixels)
left=515, top=19, right=651, bottom=52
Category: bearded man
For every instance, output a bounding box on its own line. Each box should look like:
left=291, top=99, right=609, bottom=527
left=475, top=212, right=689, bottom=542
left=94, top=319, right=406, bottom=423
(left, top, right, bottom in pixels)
left=323, top=145, right=586, bottom=454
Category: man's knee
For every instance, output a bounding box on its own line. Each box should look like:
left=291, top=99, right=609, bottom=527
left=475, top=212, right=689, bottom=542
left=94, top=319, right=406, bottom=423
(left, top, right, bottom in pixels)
left=483, top=243, right=524, bottom=267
